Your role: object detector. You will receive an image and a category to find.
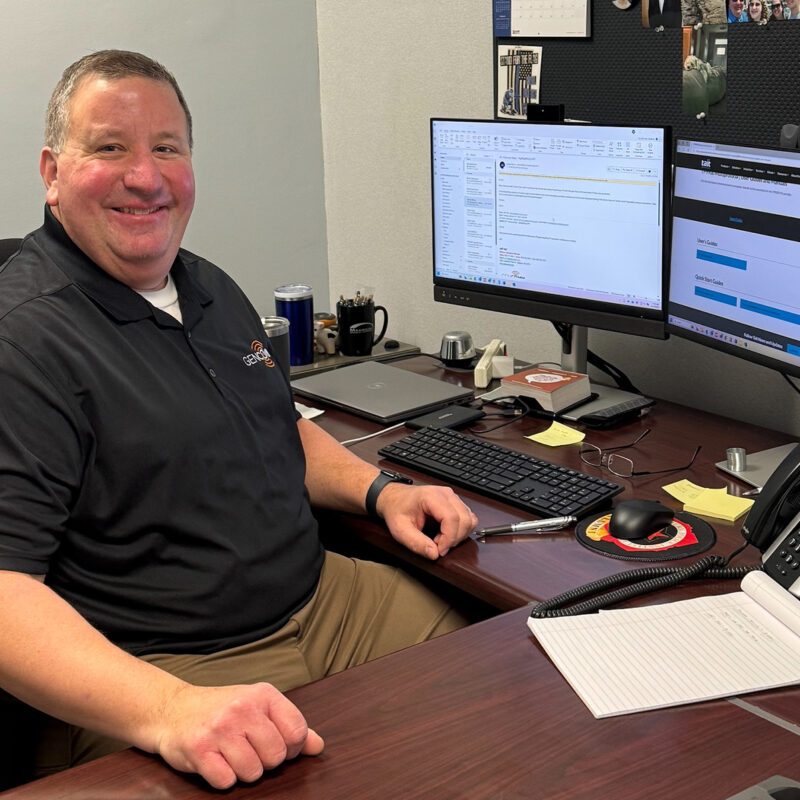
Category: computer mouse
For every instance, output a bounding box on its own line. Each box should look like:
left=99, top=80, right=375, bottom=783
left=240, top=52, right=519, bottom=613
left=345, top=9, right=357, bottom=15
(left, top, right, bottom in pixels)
left=608, top=499, right=675, bottom=540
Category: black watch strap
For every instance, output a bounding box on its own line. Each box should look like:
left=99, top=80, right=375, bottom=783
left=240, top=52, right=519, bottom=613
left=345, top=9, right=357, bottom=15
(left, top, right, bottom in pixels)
left=365, top=469, right=413, bottom=518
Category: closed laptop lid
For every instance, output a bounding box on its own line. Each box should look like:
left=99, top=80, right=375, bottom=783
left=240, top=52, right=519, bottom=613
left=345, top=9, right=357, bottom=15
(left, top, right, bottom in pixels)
left=290, top=361, right=473, bottom=423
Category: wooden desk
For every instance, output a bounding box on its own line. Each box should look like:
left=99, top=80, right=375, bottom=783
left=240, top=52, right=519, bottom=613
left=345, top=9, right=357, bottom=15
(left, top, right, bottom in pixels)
left=4, top=608, right=798, bottom=800
left=313, top=355, right=795, bottom=611
left=314, top=355, right=800, bottom=731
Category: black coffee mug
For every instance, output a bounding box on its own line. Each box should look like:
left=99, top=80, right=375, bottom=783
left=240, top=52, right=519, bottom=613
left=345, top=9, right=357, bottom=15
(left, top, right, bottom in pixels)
left=336, top=300, right=388, bottom=357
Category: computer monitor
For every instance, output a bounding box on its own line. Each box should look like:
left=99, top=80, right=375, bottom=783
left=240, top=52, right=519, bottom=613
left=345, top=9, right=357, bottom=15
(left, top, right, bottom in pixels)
left=668, top=137, right=800, bottom=481
left=430, top=118, right=671, bottom=414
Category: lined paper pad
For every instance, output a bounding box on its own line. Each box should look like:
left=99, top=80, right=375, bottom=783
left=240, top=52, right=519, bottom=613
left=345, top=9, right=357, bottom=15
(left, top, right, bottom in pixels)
left=527, top=571, right=800, bottom=718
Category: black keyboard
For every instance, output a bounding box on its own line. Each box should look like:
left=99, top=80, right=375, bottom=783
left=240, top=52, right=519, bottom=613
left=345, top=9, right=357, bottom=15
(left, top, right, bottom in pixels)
left=378, top=426, right=622, bottom=518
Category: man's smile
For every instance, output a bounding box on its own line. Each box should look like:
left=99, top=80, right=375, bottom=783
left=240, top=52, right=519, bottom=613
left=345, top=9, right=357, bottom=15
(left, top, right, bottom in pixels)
left=113, top=206, right=167, bottom=215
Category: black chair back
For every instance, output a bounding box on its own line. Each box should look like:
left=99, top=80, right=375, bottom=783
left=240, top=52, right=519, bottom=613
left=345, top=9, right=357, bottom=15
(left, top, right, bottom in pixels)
left=0, top=238, right=23, bottom=264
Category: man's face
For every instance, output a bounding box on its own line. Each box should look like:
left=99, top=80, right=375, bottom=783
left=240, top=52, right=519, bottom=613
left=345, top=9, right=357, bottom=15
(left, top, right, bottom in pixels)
left=40, top=76, right=195, bottom=291
left=728, top=0, right=745, bottom=15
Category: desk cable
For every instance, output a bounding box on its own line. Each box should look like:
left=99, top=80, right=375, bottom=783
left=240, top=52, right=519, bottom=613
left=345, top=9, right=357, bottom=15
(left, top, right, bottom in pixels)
left=339, top=422, right=407, bottom=447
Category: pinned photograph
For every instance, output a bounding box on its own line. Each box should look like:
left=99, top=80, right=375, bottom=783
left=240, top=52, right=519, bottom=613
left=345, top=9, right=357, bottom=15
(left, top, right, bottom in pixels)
left=682, top=24, right=727, bottom=117
left=496, top=45, right=542, bottom=119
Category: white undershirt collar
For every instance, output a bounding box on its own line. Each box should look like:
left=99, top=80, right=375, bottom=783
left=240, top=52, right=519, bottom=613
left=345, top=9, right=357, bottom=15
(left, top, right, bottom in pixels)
left=135, top=273, right=182, bottom=323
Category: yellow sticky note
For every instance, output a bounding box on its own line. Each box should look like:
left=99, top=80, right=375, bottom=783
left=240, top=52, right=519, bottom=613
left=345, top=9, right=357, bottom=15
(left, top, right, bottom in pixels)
left=662, top=480, right=727, bottom=504
left=526, top=421, right=585, bottom=447
left=684, top=489, right=754, bottom=523
left=662, top=479, right=705, bottom=503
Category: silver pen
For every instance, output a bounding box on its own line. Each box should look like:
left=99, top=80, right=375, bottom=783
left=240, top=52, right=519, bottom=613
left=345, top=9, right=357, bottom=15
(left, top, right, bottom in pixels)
left=475, top=515, right=577, bottom=538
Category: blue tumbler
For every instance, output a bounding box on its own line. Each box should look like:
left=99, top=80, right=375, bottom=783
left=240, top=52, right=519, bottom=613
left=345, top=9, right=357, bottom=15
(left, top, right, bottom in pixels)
left=274, top=284, right=314, bottom=366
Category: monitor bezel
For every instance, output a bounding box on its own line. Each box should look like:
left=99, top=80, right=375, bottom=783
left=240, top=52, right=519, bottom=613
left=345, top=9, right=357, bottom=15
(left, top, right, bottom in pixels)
left=430, top=117, right=672, bottom=341
left=667, top=136, right=800, bottom=381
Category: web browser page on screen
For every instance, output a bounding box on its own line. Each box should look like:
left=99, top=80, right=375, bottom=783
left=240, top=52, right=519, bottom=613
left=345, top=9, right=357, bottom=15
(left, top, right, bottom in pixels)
left=669, top=139, right=800, bottom=372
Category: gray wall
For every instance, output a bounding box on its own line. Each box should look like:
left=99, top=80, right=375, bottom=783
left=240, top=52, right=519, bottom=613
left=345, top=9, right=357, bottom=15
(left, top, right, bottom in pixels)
left=0, top=0, right=329, bottom=318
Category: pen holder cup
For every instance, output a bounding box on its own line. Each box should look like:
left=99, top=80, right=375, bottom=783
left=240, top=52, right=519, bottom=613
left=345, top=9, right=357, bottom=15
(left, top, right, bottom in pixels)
left=336, top=300, right=388, bottom=357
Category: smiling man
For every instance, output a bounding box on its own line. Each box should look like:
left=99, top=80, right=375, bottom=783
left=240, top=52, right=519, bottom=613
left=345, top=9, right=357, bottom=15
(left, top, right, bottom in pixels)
left=0, top=51, right=476, bottom=790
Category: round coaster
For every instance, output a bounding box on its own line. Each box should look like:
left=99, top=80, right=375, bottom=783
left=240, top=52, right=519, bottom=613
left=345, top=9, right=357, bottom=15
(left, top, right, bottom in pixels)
left=575, top=510, right=715, bottom=561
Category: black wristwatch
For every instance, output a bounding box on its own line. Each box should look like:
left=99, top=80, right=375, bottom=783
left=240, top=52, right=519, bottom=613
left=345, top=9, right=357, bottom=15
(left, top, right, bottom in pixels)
left=365, top=469, right=413, bottom=518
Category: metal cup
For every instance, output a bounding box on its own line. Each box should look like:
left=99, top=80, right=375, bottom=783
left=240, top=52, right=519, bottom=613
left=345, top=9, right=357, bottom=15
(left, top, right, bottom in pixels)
left=260, top=316, right=291, bottom=380
left=726, top=447, right=747, bottom=472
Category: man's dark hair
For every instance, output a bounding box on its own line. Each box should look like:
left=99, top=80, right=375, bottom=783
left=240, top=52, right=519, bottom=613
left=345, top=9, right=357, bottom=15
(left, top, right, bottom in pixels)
left=45, top=49, right=193, bottom=153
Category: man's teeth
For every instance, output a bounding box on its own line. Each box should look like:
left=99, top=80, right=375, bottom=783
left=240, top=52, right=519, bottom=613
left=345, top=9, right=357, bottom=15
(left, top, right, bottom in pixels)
left=117, top=207, right=160, bottom=215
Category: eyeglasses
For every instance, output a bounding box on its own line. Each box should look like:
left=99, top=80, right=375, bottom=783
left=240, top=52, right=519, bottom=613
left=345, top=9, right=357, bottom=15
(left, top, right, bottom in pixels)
left=579, top=428, right=701, bottom=478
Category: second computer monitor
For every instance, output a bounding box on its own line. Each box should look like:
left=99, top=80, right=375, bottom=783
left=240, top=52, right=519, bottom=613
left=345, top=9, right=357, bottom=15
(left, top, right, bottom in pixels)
left=668, top=138, right=800, bottom=381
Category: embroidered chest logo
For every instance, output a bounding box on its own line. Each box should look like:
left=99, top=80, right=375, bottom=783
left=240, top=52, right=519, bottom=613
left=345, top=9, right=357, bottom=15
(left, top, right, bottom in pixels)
left=243, top=340, right=276, bottom=368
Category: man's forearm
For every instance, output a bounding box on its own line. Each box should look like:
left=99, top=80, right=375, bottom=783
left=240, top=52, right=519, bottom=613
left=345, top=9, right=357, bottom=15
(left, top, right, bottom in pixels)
left=0, top=570, right=324, bottom=788
left=296, top=418, right=379, bottom=513
left=0, top=570, right=186, bottom=751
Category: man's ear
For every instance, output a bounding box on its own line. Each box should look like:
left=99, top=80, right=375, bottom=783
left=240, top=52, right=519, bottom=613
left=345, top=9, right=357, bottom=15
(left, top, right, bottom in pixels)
left=40, top=148, right=59, bottom=207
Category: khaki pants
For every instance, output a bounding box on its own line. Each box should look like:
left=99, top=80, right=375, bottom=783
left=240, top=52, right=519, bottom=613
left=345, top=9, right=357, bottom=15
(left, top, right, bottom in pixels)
left=33, top=551, right=466, bottom=777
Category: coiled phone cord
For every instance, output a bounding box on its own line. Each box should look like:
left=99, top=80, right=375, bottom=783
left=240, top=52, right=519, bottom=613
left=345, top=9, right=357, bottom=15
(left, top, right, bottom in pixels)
left=530, top=554, right=761, bottom=618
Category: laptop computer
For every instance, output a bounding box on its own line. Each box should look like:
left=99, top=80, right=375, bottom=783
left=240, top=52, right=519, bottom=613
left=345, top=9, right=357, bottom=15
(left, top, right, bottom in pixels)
left=290, top=360, right=473, bottom=424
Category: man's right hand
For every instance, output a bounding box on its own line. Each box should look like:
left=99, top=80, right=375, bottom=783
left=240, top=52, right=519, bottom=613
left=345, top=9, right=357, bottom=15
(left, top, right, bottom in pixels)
left=154, top=682, right=324, bottom=789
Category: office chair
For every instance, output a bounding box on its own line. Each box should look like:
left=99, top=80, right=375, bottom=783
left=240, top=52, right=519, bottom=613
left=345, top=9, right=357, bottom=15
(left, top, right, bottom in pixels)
left=0, top=235, right=40, bottom=790
left=0, top=691, right=43, bottom=790
left=0, top=237, right=22, bottom=264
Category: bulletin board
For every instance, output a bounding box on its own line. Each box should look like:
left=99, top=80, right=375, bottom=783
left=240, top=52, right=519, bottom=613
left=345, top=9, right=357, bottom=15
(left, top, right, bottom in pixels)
left=495, top=1, right=800, bottom=147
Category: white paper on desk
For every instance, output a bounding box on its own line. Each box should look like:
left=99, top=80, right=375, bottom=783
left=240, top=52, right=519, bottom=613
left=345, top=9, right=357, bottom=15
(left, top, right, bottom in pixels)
left=526, top=571, right=800, bottom=718
left=294, top=401, right=324, bottom=420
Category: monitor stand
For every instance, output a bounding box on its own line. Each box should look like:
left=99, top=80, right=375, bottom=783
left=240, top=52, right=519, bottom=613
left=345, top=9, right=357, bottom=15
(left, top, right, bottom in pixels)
left=556, top=325, right=651, bottom=423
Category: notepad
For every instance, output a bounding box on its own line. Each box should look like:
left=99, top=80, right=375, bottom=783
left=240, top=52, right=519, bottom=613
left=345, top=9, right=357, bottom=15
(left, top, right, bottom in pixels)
left=662, top=479, right=754, bottom=522
left=527, top=571, right=800, bottom=718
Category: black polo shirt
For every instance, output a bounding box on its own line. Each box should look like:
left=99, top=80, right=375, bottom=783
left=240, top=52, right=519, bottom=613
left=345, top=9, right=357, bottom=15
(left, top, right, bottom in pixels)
left=0, top=208, right=324, bottom=655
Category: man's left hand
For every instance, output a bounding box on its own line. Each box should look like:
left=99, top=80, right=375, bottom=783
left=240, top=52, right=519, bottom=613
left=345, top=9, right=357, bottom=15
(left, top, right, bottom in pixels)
left=375, top=483, right=477, bottom=560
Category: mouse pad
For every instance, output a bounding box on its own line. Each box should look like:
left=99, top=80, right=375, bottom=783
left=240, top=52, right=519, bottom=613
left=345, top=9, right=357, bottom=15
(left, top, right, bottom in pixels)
left=575, top=510, right=715, bottom=561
